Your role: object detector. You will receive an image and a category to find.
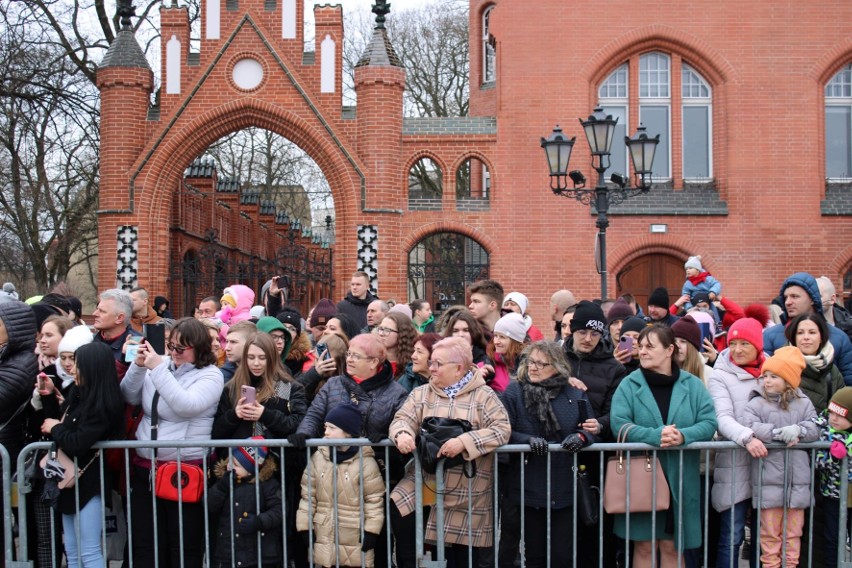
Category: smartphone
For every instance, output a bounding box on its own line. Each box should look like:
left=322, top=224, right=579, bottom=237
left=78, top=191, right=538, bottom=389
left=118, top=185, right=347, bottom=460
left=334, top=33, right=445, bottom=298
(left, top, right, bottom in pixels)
left=241, top=385, right=256, bottom=405
left=316, top=342, right=329, bottom=360
left=144, top=323, right=166, bottom=355
left=125, top=343, right=140, bottom=362
left=38, top=373, right=48, bottom=390
left=618, top=335, right=634, bottom=362
left=698, top=323, right=712, bottom=352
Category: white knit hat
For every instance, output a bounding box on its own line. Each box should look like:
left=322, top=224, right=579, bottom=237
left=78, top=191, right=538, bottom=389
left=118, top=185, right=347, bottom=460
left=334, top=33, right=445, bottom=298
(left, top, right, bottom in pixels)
left=503, top=292, right=529, bottom=315
left=684, top=256, right=703, bottom=271
left=58, top=324, right=94, bottom=354
left=494, top=313, right=527, bottom=343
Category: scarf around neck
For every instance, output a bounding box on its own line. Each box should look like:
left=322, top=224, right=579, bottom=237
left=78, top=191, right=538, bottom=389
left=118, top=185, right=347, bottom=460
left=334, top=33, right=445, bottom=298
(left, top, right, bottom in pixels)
left=804, top=341, right=835, bottom=372
left=442, top=370, right=474, bottom=399
left=520, top=373, right=569, bottom=437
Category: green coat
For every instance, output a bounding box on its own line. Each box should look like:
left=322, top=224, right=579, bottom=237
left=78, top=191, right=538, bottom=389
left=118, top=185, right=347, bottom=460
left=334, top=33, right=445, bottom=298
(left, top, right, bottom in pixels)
left=610, top=368, right=717, bottom=550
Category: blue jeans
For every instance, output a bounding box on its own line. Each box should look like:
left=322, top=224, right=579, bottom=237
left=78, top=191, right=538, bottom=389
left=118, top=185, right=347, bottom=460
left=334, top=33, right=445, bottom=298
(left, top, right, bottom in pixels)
left=62, top=496, right=104, bottom=568
left=717, top=500, right=757, bottom=568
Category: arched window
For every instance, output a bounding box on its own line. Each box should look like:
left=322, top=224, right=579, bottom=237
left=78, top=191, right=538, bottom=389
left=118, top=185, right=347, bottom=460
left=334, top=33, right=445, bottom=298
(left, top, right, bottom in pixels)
left=456, top=156, right=491, bottom=208
left=639, top=52, right=671, bottom=179
left=844, top=265, right=852, bottom=312
left=598, top=64, right=629, bottom=176
left=408, top=157, right=443, bottom=210
left=482, top=6, right=496, bottom=85
left=682, top=64, right=713, bottom=179
left=408, top=232, right=489, bottom=314
left=826, top=63, right=852, bottom=180
left=599, top=52, right=714, bottom=185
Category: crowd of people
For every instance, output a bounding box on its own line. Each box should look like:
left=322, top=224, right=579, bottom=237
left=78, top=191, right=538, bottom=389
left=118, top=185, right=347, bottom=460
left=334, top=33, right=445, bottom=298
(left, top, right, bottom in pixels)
left=1, top=262, right=852, bottom=568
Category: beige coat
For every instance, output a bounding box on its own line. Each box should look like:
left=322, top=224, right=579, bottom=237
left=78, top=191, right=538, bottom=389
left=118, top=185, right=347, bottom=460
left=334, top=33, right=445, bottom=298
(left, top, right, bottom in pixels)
left=389, top=373, right=511, bottom=547
left=296, top=445, right=385, bottom=568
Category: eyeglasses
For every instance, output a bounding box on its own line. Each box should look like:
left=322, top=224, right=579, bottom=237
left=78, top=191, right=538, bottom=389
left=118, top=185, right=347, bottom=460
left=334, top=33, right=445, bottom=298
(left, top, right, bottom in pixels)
left=376, top=326, right=398, bottom=336
left=269, top=333, right=287, bottom=342
left=167, top=342, right=192, bottom=354
left=345, top=351, right=374, bottom=361
left=427, top=359, right=458, bottom=369
left=527, top=359, right=552, bottom=370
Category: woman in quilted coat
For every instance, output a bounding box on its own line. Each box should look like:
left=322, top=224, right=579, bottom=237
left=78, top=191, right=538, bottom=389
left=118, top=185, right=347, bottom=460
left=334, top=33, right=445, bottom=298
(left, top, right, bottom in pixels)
left=296, top=403, right=384, bottom=568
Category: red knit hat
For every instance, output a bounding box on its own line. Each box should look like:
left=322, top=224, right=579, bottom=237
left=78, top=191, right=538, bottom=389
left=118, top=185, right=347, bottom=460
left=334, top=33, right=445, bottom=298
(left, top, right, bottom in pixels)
left=727, top=317, right=764, bottom=352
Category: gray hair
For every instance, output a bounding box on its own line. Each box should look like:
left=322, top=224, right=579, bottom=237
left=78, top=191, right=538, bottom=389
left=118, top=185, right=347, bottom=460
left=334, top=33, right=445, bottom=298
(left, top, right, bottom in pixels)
left=517, top=340, right=573, bottom=380
left=99, top=289, right=133, bottom=319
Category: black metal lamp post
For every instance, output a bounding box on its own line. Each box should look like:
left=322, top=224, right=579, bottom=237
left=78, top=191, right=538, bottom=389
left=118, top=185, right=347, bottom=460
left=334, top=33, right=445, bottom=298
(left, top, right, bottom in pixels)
left=541, top=108, right=659, bottom=298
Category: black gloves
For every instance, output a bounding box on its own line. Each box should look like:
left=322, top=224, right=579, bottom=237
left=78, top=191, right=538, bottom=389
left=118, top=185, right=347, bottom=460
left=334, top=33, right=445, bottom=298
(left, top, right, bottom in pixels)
left=367, top=431, right=385, bottom=444
left=237, top=513, right=259, bottom=534
left=528, top=437, right=549, bottom=456
left=299, top=531, right=312, bottom=547
left=288, top=432, right=308, bottom=449
left=561, top=432, right=587, bottom=454
left=361, top=532, right=380, bottom=552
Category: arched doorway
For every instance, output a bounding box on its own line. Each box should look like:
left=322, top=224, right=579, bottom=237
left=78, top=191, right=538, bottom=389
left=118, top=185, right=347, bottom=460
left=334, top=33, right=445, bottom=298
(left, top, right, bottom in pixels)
left=407, top=232, right=489, bottom=314
left=616, top=253, right=684, bottom=311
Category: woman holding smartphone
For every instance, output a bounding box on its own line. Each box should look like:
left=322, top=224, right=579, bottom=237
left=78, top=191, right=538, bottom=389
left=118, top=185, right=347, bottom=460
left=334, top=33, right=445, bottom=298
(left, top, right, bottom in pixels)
left=213, top=333, right=307, bottom=442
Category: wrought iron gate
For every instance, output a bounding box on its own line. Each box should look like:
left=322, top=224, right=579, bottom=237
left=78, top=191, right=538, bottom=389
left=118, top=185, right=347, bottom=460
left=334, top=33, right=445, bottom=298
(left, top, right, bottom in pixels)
left=407, top=232, right=489, bottom=314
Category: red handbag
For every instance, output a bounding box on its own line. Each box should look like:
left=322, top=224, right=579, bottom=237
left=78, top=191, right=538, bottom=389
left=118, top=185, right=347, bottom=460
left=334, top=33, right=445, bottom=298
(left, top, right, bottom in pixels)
left=154, top=461, right=205, bottom=502
left=149, top=390, right=206, bottom=503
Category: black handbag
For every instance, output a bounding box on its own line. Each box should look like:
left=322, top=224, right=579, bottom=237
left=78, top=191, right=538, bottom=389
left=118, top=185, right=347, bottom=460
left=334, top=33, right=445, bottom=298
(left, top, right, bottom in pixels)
left=575, top=465, right=599, bottom=526
left=417, top=416, right=476, bottom=476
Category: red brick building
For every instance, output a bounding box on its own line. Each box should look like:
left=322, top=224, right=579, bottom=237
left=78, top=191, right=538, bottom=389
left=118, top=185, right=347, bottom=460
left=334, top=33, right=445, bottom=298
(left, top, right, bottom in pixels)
left=97, top=0, right=852, bottom=323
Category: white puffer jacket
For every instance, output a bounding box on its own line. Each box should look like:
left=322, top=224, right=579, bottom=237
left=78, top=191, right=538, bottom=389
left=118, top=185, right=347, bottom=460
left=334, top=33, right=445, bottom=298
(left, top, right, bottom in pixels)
left=121, top=359, right=224, bottom=461
left=707, top=349, right=762, bottom=512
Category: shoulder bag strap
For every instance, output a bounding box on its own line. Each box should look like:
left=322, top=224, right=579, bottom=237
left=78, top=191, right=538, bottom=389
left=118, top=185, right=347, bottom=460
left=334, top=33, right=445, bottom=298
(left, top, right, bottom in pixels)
left=0, top=398, right=30, bottom=433
left=150, top=391, right=160, bottom=459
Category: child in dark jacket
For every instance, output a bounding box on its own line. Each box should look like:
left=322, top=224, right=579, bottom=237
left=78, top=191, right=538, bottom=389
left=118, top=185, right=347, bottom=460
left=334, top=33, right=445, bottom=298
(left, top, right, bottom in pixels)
left=815, top=387, right=852, bottom=568
left=207, top=436, right=282, bottom=568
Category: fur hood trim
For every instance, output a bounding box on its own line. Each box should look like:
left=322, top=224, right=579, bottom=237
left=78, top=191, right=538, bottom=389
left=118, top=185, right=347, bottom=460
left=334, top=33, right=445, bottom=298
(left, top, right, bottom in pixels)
left=287, top=331, right=313, bottom=362
left=213, top=455, right=277, bottom=482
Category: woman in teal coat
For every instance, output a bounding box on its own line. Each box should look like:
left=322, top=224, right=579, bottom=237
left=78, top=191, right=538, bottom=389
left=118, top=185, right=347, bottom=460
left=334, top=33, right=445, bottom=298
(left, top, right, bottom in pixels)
left=610, top=324, right=717, bottom=568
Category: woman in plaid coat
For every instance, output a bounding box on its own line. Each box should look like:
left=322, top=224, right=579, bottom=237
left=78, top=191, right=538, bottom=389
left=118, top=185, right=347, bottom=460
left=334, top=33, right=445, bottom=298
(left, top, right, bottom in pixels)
left=389, top=337, right=511, bottom=567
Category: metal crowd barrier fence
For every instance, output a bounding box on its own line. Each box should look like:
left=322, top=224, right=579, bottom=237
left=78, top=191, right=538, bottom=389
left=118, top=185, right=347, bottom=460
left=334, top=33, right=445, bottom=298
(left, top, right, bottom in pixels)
left=4, top=439, right=852, bottom=567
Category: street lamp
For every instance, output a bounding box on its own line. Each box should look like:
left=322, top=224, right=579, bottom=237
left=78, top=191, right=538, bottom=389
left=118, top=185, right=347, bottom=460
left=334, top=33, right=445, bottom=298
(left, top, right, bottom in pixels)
left=541, top=107, right=660, bottom=298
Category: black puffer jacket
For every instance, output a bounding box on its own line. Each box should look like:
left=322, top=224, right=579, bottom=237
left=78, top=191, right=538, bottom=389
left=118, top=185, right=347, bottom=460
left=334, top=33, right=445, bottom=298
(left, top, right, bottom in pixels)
left=563, top=336, right=626, bottom=440
left=296, top=361, right=407, bottom=440
left=0, top=301, right=38, bottom=464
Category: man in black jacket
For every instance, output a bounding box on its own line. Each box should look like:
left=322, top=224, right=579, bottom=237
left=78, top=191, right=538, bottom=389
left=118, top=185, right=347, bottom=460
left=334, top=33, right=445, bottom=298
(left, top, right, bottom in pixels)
left=563, top=301, right=626, bottom=440
left=563, top=300, right=627, bottom=568
left=336, top=271, right=377, bottom=331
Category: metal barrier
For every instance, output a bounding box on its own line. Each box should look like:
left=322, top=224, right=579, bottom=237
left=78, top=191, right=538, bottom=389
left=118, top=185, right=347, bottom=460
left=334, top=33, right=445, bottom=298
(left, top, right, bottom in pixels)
left=6, top=439, right=852, bottom=567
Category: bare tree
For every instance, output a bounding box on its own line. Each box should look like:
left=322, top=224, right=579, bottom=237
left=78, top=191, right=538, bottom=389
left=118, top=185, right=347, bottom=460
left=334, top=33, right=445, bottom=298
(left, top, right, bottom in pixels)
left=0, top=1, right=100, bottom=294
left=204, top=128, right=333, bottom=229
left=342, top=0, right=470, bottom=117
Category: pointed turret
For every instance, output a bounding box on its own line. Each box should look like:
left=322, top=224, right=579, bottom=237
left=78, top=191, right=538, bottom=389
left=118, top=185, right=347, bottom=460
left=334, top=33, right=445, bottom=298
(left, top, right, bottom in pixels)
left=96, top=0, right=154, bottom=287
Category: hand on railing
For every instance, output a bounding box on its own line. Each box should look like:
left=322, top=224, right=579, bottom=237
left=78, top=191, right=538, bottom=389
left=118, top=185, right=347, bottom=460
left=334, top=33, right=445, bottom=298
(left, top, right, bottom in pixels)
left=287, top=432, right=308, bottom=449
left=528, top=437, right=549, bottom=456
left=561, top=433, right=586, bottom=453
